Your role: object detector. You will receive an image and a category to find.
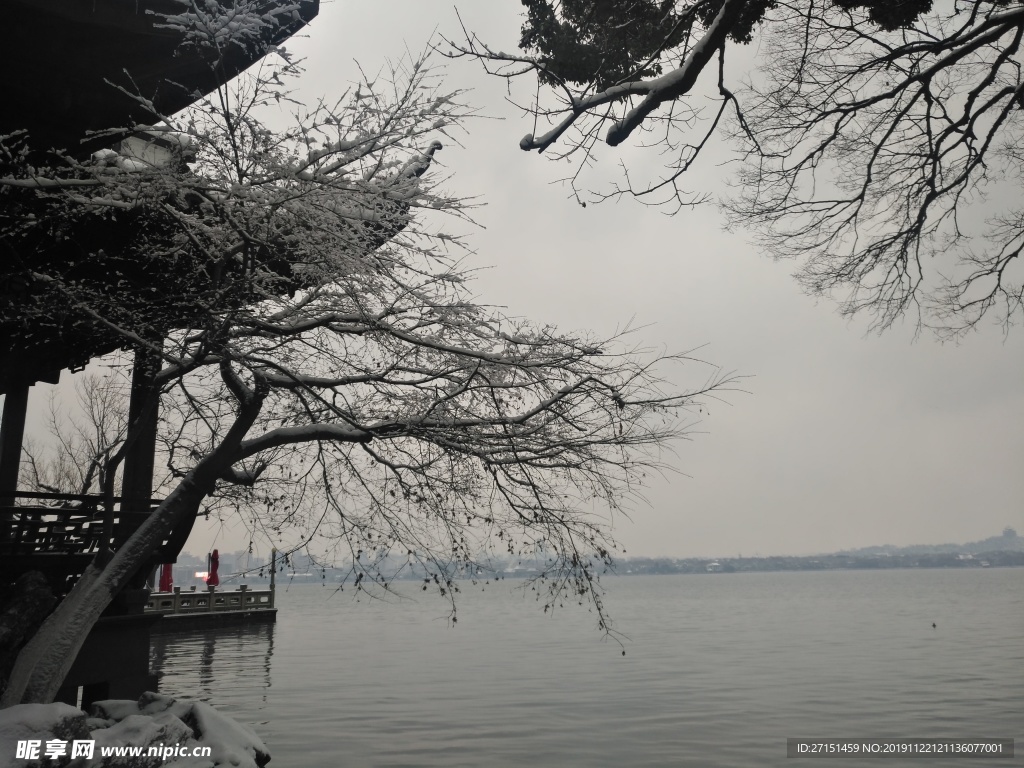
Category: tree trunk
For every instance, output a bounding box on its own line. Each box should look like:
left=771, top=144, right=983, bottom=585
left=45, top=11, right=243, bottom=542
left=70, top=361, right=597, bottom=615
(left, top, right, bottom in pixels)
left=1, top=368, right=264, bottom=706
left=0, top=473, right=211, bottom=706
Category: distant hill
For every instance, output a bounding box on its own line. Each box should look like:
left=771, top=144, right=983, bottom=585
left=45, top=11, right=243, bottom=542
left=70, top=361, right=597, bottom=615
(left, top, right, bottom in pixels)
left=601, top=527, right=1024, bottom=577
left=837, top=527, right=1022, bottom=556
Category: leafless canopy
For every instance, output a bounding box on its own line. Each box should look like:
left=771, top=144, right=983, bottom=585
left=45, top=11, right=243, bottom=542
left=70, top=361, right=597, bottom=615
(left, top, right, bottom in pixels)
left=1, top=4, right=738, bottom=705
left=20, top=375, right=129, bottom=497
left=449, top=0, right=1024, bottom=335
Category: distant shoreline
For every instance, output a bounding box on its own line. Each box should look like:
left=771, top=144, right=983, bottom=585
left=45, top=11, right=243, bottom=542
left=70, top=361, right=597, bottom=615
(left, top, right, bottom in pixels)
left=171, top=531, right=1023, bottom=585
left=608, top=550, right=1024, bottom=576
left=191, top=551, right=1023, bottom=587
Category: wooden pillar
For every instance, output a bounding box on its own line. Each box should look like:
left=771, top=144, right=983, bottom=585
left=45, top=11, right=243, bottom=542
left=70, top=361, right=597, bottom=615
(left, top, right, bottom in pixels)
left=119, top=347, right=162, bottom=595
left=0, top=382, right=30, bottom=505
left=120, top=348, right=161, bottom=512
left=269, top=548, right=276, bottom=609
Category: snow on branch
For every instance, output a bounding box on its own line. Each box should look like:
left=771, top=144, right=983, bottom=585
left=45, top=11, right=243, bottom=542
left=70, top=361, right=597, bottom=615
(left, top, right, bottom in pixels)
left=509, top=0, right=745, bottom=152
left=1, top=39, right=738, bottom=707
left=450, top=0, right=1024, bottom=333
left=153, top=0, right=303, bottom=58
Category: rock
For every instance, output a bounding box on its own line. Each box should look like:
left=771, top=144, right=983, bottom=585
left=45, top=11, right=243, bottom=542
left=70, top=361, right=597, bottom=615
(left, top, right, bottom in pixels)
left=90, top=712, right=196, bottom=767
left=0, top=572, right=57, bottom=695
left=0, top=701, right=91, bottom=767
left=0, top=693, right=270, bottom=768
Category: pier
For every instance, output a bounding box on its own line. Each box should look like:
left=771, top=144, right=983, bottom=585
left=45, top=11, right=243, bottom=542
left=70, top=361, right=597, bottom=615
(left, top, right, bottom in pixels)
left=146, top=582, right=277, bottom=632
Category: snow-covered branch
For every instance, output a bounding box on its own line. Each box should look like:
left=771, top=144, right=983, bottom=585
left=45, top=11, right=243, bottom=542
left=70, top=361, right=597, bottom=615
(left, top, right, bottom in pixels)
left=1, top=33, right=735, bottom=706
left=455, top=0, right=1024, bottom=333
left=515, top=0, right=746, bottom=151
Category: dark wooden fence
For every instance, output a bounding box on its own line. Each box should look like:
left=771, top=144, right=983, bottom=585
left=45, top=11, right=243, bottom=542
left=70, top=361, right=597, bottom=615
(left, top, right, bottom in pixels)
left=1, top=491, right=191, bottom=595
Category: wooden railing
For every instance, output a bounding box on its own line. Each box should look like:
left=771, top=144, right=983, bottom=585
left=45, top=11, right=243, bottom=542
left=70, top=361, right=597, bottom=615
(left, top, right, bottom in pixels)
left=145, top=585, right=275, bottom=615
left=1, top=491, right=194, bottom=596
left=0, top=491, right=162, bottom=557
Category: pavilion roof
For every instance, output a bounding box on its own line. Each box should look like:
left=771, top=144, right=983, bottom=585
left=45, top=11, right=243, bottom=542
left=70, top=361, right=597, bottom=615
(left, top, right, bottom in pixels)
left=0, top=0, right=319, bottom=393
left=2, top=0, right=318, bottom=156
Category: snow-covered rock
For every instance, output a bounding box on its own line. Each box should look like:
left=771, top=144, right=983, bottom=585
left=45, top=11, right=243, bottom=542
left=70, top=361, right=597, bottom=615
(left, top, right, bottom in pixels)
left=0, top=701, right=91, bottom=765
left=0, top=692, right=269, bottom=768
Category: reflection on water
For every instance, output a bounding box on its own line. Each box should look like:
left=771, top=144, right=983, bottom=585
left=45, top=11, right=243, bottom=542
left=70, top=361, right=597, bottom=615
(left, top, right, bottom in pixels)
left=150, top=623, right=275, bottom=712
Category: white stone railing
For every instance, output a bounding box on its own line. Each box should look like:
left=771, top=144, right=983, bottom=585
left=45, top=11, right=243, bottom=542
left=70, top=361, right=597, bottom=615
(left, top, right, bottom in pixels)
left=144, top=584, right=275, bottom=615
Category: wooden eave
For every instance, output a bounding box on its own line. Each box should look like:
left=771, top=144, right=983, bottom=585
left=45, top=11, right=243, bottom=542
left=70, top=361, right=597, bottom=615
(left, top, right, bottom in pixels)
left=2, top=0, right=319, bottom=157
left=0, top=0, right=319, bottom=393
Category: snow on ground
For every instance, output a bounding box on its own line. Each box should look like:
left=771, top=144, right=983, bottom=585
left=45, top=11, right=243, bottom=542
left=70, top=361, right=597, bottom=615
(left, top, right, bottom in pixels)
left=0, top=692, right=269, bottom=767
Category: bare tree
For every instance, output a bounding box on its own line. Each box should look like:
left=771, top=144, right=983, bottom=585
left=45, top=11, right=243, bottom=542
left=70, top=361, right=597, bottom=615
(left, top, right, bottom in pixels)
left=20, top=373, right=130, bottom=497
left=0, top=6, right=735, bottom=705
left=729, top=1, right=1024, bottom=336
left=450, top=0, right=1023, bottom=334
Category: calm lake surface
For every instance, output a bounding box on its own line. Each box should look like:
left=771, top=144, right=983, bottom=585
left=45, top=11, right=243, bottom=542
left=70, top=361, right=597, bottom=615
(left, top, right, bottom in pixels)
left=151, top=569, right=1023, bottom=767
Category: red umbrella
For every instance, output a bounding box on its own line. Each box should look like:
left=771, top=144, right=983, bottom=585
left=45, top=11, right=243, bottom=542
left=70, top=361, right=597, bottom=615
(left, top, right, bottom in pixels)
left=158, top=563, right=173, bottom=592
left=206, top=549, right=220, bottom=587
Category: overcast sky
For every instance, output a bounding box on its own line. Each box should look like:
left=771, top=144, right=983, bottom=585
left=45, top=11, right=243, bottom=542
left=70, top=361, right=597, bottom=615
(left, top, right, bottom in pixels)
left=289, top=1, right=1024, bottom=558
left=14, top=0, right=1024, bottom=559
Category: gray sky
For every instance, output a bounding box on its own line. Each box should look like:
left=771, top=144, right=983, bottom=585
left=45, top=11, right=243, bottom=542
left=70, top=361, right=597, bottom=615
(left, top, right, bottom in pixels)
left=287, top=1, right=1023, bottom=557
left=14, top=0, right=1024, bottom=559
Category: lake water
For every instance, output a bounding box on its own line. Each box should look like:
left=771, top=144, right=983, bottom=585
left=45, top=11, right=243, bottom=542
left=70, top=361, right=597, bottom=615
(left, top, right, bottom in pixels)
left=150, top=569, right=1023, bottom=767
